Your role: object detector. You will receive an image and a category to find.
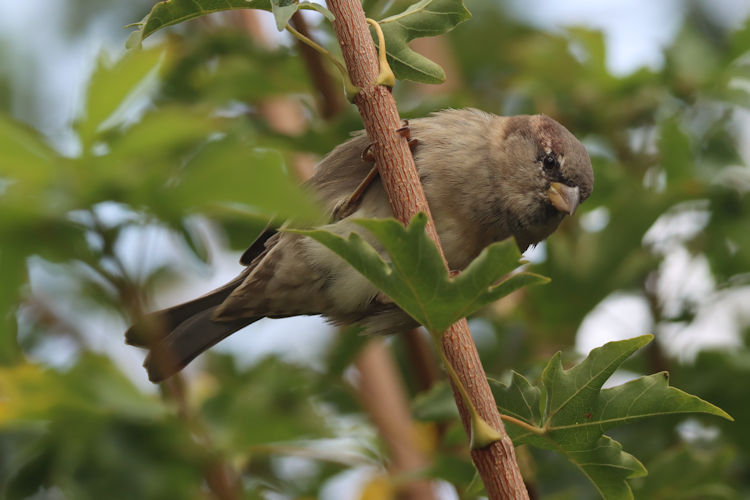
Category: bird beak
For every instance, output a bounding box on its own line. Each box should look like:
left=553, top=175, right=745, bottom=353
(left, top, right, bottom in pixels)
left=547, top=182, right=580, bottom=215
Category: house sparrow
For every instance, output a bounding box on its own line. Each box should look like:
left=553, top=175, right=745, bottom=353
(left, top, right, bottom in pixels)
left=126, top=108, right=593, bottom=382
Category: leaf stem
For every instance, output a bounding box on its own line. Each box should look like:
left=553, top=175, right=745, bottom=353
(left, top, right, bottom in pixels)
left=499, top=415, right=545, bottom=435
left=365, top=18, right=395, bottom=87
left=285, top=23, right=360, bottom=101
left=432, top=334, right=504, bottom=449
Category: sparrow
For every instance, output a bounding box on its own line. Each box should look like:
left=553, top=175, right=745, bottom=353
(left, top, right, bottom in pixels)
left=126, top=108, right=593, bottom=382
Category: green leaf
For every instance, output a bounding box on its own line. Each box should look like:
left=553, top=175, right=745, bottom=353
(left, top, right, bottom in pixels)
left=412, top=381, right=459, bottom=420
left=490, top=371, right=541, bottom=427
left=0, top=356, right=166, bottom=428
left=0, top=246, right=26, bottom=364
left=270, top=0, right=300, bottom=31
left=659, top=117, right=694, bottom=183
left=423, top=455, right=478, bottom=492
left=129, top=0, right=330, bottom=42
left=294, top=213, right=548, bottom=334
left=729, top=18, right=750, bottom=61
left=377, top=0, right=471, bottom=83
left=163, top=33, right=312, bottom=104
left=128, top=0, right=336, bottom=46
left=129, top=0, right=468, bottom=85
left=566, top=28, right=607, bottom=73
left=269, top=1, right=333, bottom=31
left=74, top=106, right=220, bottom=217
left=300, top=2, right=335, bottom=23
left=105, top=106, right=216, bottom=161
left=171, top=135, right=322, bottom=223
left=0, top=356, right=209, bottom=500
left=0, top=114, right=57, bottom=186
left=325, top=324, right=369, bottom=377
left=76, top=48, right=164, bottom=151
left=631, top=445, right=737, bottom=499
left=130, top=0, right=271, bottom=47
left=491, top=336, right=733, bottom=500
left=200, top=356, right=331, bottom=450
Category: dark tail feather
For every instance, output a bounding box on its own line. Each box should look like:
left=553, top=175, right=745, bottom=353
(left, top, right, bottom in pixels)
left=143, top=306, right=257, bottom=382
left=125, top=271, right=249, bottom=348
left=124, top=270, right=253, bottom=382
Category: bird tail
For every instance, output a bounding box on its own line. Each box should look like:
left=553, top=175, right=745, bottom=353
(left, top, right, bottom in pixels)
left=125, top=274, right=257, bottom=382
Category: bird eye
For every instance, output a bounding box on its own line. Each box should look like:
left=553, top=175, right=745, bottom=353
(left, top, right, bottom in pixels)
left=542, top=154, right=558, bottom=170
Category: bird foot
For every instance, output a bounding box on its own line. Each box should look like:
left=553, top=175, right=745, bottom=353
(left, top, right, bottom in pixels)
left=361, top=143, right=376, bottom=163
left=396, top=120, right=411, bottom=139
left=336, top=121, right=419, bottom=221
left=396, top=121, right=419, bottom=151
left=332, top=165, right=380, bottom=220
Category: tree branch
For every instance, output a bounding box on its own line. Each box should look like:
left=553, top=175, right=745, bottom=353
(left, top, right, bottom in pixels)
left=356, top=339, right=436, bottom=499
left=290, top=11, right=344, bottom=119
left=324, top=1, right=528, bottom=497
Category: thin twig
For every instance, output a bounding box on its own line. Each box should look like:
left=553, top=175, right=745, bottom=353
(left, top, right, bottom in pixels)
left=290, top=12, right=344, bottom=118
left=97, top=212, right=241, bottom=500
left=403, top=329, right=441, bottom=392
left=355, top=339, right=436, bottom=499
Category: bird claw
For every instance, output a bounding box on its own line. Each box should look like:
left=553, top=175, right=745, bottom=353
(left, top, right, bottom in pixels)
left=396, top=120, right=411, bottom=139
left=331, top=199, right=351, bottom=221
left=341, top=122, right=416, bottom=221
left=332, top=165, right=380, bottom=221
left=361, top=143, right=376, bottom=162
left=397, top=121, right=419, bottom=152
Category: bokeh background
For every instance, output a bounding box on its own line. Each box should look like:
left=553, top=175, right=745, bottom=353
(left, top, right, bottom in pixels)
left=2, top=0, right=750, bottom=498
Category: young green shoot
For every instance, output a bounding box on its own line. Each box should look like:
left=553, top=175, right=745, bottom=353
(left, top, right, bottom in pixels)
left=285, top=23, right=361, bottom=102
left=365, top=18, right=395, bottom=88
left=432, top=332, right=504, bottom=449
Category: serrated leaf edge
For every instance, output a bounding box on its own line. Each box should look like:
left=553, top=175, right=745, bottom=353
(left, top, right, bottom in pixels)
left=543, top=335, right=653, bottom=424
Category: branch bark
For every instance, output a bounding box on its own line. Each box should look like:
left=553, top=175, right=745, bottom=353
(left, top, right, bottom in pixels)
left=356, top=339, right=436, bottom=499
left=324, top=1, right=528, bottom=498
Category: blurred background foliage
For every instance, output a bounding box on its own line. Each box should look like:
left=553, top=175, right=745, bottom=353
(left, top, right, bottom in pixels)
left=1, top=0, right=750, bottom=498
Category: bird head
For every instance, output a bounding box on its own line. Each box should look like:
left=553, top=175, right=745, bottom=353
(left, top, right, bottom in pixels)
left=492, top=114, right=594, bottom=250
